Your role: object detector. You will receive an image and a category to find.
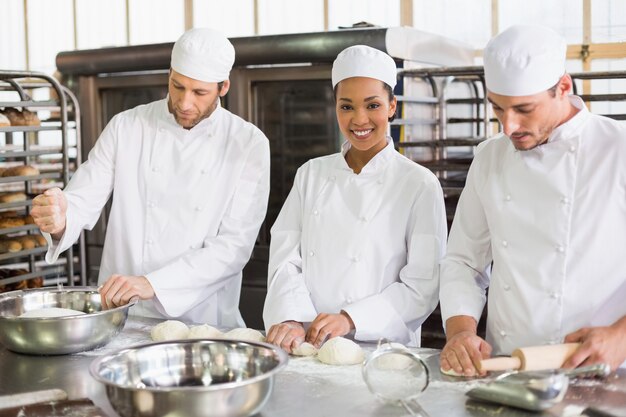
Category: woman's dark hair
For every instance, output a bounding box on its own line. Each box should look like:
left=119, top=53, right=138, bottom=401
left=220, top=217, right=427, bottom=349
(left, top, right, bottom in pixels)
left=333, top=80, right=396, bottom=122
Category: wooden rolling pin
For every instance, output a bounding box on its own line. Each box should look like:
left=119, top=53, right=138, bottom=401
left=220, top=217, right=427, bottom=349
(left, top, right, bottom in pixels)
left=480, top=343, right=580, bottom=372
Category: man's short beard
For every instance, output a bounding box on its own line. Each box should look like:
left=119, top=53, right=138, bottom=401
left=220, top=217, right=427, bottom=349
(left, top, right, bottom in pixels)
left=167, top=96, right=219, bottom=129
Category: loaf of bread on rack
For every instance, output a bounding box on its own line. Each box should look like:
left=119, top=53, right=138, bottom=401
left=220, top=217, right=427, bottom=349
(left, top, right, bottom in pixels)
left=0, top=192, right=27, bottom=203
left=15, top=235, right=38, bottom=250
left=0, top=240, right=22, bottom=253
left=2, top=108, right=40, bottom=126
left=0, top=113, right=10, bottom=127
left=0, top=268, right=41, bottom=293
left=1, top=165, right=40, bottom=177
left=0, top=216, right=26, bottom=229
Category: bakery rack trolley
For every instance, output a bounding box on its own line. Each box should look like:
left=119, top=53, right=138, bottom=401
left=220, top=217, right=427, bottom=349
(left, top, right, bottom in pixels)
left=0, top=70, right=86, bottom=291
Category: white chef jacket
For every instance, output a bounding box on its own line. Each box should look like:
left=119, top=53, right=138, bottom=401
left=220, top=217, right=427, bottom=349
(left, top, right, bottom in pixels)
left=263, top=139, right=447, bottom=346
left=45, top=98, right=270, bottom=327
left=440, top=96, right=626, bottom=358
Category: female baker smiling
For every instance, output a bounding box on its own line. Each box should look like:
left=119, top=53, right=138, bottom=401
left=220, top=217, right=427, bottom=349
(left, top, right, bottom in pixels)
left=263, top=45, right=447, bottom=353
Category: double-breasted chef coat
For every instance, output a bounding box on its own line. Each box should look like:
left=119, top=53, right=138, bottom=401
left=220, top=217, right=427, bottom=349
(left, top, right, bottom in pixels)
left=45, top=98, right=270, bottom=327
left=440, top=96, right=626, bottom=360
left=263, top=139, right=447, bottom=346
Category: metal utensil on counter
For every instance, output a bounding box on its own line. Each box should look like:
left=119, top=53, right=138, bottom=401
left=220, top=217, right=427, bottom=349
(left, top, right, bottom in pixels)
left=0, top=287, right=136, bottom=354
left=90, top=339, right=288, bottom=417
left=362, top=342, right=431, bottom=417
left=466, top=364, right=610, bottom=411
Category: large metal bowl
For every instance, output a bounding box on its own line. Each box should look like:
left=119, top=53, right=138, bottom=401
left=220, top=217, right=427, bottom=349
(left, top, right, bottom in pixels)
left=90, top=339, right=288, bottom=417
left=0, top=286, right=135, bottom=355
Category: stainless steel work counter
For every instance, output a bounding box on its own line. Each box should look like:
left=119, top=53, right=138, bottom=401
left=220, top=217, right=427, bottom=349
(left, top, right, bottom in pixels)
left=0, top=317, right=625, bottom=417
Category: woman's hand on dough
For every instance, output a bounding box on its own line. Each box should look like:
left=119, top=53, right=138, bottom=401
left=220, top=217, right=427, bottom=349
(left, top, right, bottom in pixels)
left=440, top=330, right=491, bottom=377
left=31, top=188, right=67, bottom=239
left=563, top=317, right=626, bottom=371
left=265, top=321, right=305, bottom=353
left=99, top=275, right=155, bottom=309
left=306, top=311, right=355, bottom=348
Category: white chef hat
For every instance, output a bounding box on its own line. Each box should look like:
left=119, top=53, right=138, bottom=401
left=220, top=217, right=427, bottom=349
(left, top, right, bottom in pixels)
left=171, top=28, right=235, bottom=83
left=484, top=25, right=567, bottom=96
left=332, top=45, right=397, bottom=89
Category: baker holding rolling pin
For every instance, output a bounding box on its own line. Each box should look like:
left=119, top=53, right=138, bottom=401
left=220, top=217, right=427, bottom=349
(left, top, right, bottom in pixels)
left=439, top=25, right=626, bottom=376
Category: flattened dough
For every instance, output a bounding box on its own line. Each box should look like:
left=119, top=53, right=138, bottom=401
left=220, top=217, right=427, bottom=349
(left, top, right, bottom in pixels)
left=151, top=320, right=190, bottom=341
left=317, top=337, right=364, bottom=365
left=20, top=307, right=86, bottom=318
left=292, top=342, right=318, bottom=357
left=440, top=367, right=464, bottom=377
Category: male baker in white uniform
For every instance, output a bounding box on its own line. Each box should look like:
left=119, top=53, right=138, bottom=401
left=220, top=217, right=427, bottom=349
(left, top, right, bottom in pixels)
left=439, top=25, right=626, bottom=375
left=30, top=28, right=270, bottom=327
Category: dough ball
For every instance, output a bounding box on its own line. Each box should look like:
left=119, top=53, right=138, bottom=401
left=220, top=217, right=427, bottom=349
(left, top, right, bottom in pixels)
left=317, top=337, right=364, bottom=365
left=151, top=320, right=190, bottom=341
left=188, top=324, right=223, bottom=339
left=223, top=328, right=265, bottom=343
left=291, top=342, right=318, bottom=357
left=20, top=307, right=86, bottom=318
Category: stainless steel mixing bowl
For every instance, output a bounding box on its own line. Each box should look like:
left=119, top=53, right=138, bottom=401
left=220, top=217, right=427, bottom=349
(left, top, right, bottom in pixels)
left=0, top=286, right=135, bottom=355
left=90, top=339, right=288, bottom=417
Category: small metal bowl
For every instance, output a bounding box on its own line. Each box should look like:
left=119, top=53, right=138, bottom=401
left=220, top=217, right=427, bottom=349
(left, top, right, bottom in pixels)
left=90, top=339, right=288, bottom=417
left=0, top=286, right=135, bottom=355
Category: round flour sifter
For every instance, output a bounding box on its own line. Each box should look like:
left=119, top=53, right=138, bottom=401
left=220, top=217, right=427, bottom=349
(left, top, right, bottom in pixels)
left=362, top=341, right=431, bottom=417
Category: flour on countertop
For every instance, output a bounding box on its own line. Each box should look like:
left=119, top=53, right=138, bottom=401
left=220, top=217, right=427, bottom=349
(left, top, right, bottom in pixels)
left=75, top=320, right=152, bottom=357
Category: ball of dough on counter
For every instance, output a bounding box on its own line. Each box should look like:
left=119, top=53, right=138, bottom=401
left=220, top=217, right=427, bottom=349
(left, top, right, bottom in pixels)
left=151, top=320, right=190, bottom=341
left=292, top=342, right=318, bottom=357
left=188, top=324, right=223, bottom=339
left=317, top=337, right=364, bottom=365
left=223, top=328, right=265, bottom=343
left=20, top=307, right=86, bottom=318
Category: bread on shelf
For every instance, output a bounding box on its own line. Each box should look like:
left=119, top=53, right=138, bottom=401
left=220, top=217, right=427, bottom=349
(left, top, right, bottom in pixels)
left=0, top=217, right=26, bottom=229
left=0, top=192, right=27, bottom=204
left=0, top=113, right=10, bottom=127
left=2, top=107, right=40, bottom=126
left=1, top=165, right=40, bottom=177
left=0, top=240, right=22, bottom=253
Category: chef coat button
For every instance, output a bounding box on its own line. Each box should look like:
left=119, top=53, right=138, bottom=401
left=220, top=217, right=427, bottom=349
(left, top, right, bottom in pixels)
left=359, top=216, right=367, bottom=223
left=377, top=178, right=383, bottom=185
left=346, top=297, right=353, bottom=304
left=146, top=239, right=153, bottom=245
left=189, top=244, right=195, bottom=249
left=499, top=330, right=507, bottom=337
left=152, top=167, right=159, bottom=173
left=550, top=292, right=560, bottom=299
left=158, top=127, right=164, bottom=132
left=502, top=240, right=508, bottom=248
left=329, top=176, right=336, bottom=182
left=504, top=195, right=511, bottom=202
left=503, top=284, right=511, bottom=291
left=569, top=146, right=576, bottom=153
left=351, top=255, right=360, bottom=263
left=313, top=209, right=319, bottom=216
left=309, top=251, right=315, bottom=257
left=561, top=197, right=570, bottom=204
left=195, top=206, right=202, bottom=211
left=201, top=169, right=207, bottom=174
left=148, top=201, right=155, bottom=208
left=556, top=245, right=565, bottom=253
